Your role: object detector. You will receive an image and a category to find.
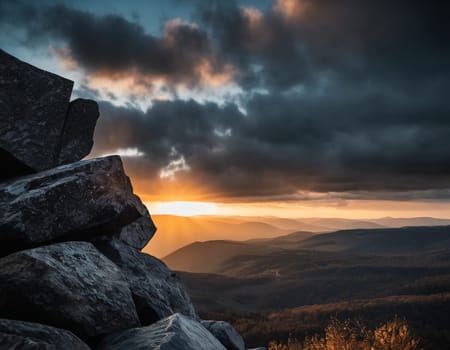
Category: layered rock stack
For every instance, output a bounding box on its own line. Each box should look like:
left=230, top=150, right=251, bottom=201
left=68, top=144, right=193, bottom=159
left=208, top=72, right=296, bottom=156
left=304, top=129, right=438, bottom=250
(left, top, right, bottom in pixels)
left=0, top=50, right=255, bottom=350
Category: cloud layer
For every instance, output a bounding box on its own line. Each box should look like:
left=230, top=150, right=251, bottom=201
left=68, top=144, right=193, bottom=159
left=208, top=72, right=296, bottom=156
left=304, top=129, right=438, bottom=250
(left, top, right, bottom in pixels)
left=2, top=0, right=450, bottom=201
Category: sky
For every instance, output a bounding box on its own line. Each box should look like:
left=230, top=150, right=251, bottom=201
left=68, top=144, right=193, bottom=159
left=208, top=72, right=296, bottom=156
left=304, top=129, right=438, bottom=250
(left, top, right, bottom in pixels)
left=2, top=0, right=450, bottom=218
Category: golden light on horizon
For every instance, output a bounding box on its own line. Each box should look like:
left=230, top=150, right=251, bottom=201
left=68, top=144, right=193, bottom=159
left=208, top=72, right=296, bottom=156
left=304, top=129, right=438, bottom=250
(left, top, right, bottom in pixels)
left=145, top=198, right=450, bottom=220
left=149, top=201, right=219, bottom=216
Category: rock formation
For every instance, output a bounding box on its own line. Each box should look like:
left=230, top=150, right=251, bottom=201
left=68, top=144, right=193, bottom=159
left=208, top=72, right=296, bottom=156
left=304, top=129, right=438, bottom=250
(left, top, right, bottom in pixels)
left=0, top=242, right=140, bottom=340
left=97, top=314, right=227, bottom=350
left=93, top=237, right=197, bottom=325
left=0, top=156, right=155, bottom=257
left=0, top=319, right=90, bottom=350
left=0, top=50, right=259, bottom=349
left=201, top=320, right=246, bottom=350
left=0, top=49, right=99, bottom=178
left=58, top=98, right=99, bottom=164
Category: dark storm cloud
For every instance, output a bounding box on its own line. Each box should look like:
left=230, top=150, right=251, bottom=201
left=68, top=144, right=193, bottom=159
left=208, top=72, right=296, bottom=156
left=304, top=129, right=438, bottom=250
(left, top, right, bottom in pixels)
left=93, top=83, right=450, bottom=199
left=0, top=0, right=227, bottom=85
left=196, top=0, right=450, bottom=90
left=3, top=0, right=450, bottom=199
left=3, top=0, right=449, bottom=90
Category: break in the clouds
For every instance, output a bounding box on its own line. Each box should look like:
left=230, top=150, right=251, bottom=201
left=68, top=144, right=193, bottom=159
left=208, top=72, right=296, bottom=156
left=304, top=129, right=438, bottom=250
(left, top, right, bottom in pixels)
left=2, top=0, right=450, bottom=201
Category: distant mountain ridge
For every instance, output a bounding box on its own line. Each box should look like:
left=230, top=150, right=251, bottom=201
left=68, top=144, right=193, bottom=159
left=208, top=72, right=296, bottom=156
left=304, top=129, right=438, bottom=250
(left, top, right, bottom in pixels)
left=168, top=225, right=450, bottom=331
left=158, top=218, right=450, bottom=350
left=144, top=215, right=293, bottom=257
left=145, top=215, right=450, bottom=257
left=164, top=224, right=450, bottom=274
left=246, top=231, right=315, bottom=249
left=372, top=216, right=450, bottom=227
left=297, top=225, right=450, bottom=254
left=164, top=240, right=281, bottom=274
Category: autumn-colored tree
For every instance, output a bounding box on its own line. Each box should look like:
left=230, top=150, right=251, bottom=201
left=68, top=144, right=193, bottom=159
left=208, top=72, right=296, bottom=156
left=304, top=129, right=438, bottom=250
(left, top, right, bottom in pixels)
left=372, top=317, right=421, bottom=350
left=268, top=317, right=421, bottom=350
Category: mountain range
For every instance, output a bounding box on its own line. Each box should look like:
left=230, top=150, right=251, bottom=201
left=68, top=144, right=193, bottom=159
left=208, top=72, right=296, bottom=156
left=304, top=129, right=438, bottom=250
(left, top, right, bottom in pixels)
left=160, top=222, right=450, bottom=349
left=144, top=215, right=450, bottom=257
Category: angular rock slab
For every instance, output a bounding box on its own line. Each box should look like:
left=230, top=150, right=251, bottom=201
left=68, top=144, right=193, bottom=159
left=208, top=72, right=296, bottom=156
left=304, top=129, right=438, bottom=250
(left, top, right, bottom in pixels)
left=97, top=313, right=226, bottom=350
left=57, top=98, right=99, bottom=165
left=0, top=49, right=73, bottom=174
left=201, top=320, right=245, bottom=350
left=0, top=156, right=156, bottom=256
left=118, top=216, right=157, bottom=250
left=0, top=318, right=90, bottom=350
left=0, top=242, right=140, bottom=341
left=93, top=238, right=197, bottom=325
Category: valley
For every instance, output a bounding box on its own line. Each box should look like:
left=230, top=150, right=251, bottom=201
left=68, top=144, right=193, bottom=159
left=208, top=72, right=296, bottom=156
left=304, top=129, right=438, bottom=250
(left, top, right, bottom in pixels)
left=159, top=220, right=450, bottom=349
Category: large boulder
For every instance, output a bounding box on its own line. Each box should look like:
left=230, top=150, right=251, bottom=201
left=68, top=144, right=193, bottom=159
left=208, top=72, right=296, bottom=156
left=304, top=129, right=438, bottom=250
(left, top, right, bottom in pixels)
left=57, top=98, right=99, bottom=165
left=97, top=313, right=226, bottom=350
left=0, top=318, right=90, bottom=350
left=0, top=49, right=72, bottom=175
left=201, top=320, right=245, bottom=350
left=0, top=156, right=156, bottom=256
left=0, top=242, right=140, bottom=341
left=0, top=50, right=99, bottom=177
left=93, top=238, right=197, bottom=325
left=118, top=216, right=157, bottom=250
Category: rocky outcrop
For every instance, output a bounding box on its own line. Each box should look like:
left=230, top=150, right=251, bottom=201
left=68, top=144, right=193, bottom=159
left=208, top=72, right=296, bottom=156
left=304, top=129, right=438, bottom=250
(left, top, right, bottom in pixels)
left=118, top=216, right=157, bottom=250
left=0, top=156, right=155, bottom=256
left=0, top=49, right=98, bottom=177
left=0, top=319, right=90, bottom=350
left=93, top=238, right=197, bottom=325
left=0, top=50, right=260, bottom=350
left=57, top=99, right=99, bottom=165
left=97, top=313, right=226, bottom=350
left=0, top=242, right=140, bottom=341
left=201, top=320, right=245, bottom=350
left=0, top=49, right=73, bottom=174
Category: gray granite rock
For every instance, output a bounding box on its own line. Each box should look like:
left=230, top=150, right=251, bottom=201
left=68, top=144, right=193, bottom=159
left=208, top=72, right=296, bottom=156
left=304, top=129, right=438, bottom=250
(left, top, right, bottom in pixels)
left=0, top=50, right=100, bottom=178
left=58, top=98, right=99, bottom=165
left=0, top=318, right=90, bottom=350
left=0, top=156, right=155, bottom=256
left=0, top=242, right=140, bottom=341
left=117, top=216, right=157, bottom=250
left=201, top=320, right=245, bottom=350
left=96, top=313, right=226, bottom=350
left=0, top=49, right=72, bottom=175
left=93, top=238, right=197, bottom=325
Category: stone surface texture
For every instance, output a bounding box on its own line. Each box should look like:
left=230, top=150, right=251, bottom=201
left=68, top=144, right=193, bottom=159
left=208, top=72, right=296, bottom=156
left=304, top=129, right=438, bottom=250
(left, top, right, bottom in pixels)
left=0, top=318, right=90, bottom=350
left=0, top=156, right=154, bottom=256
left=201, top=320, right=245, bottom=350
left=97, top=313, right=226, bottom=350
left=0, top=49, right=72, bottom=173
left=57, top=98, right=99, bottom=165
left=0, top=49, right=99, bottom=178
left=0, top=242, right=140, bottom=341
left=93, top=238, right=197, bottom=325
left=118, top=216, right=157, bottom=250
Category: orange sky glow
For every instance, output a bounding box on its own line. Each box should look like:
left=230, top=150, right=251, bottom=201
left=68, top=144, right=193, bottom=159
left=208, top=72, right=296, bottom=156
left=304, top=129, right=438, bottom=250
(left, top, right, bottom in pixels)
left=129, top=172, right=450, bottom=219
left=145, top=198, right=450, bottom=220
